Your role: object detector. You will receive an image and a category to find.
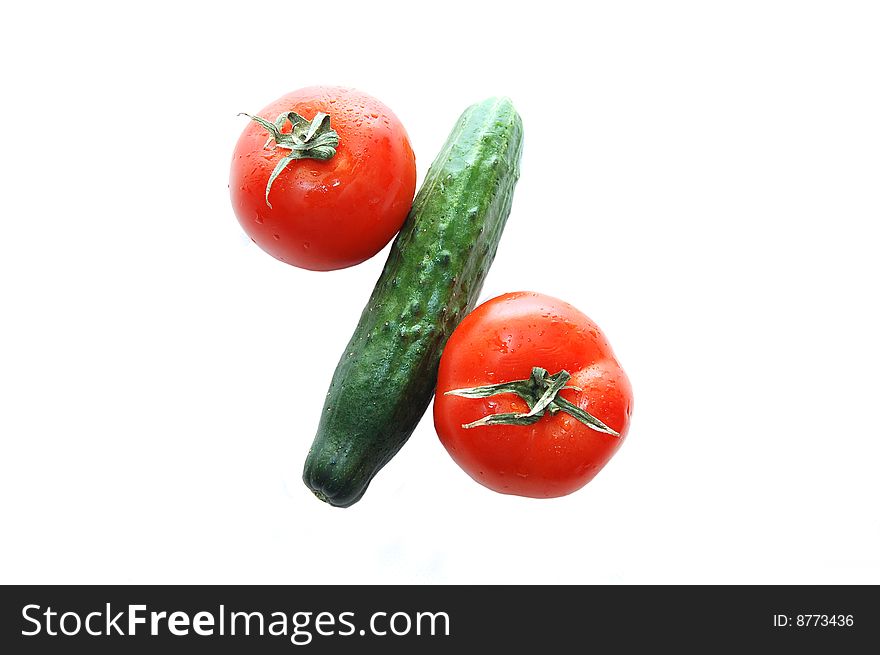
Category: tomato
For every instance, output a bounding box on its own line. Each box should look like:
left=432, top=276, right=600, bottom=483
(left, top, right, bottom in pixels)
left=433, top=292, right=633, bottom=498
left=230, top=86, right=416, bottom=271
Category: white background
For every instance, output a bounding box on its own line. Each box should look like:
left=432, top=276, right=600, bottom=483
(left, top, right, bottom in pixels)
left=2, top=0, right=878, bottom=584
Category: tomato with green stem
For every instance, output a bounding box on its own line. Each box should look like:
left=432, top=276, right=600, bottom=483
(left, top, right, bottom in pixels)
left=434, top=292, right=633, bottom=498
left=230, top=86, right=416, bottom=271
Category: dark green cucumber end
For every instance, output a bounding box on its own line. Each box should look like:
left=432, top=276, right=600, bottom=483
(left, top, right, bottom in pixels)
left=302, top=447, right=371, bottom=509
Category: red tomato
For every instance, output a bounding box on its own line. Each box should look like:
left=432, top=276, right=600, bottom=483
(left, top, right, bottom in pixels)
left=230, top=86, right=416, bottom=271
left=434, top=292, right=633, bottom=498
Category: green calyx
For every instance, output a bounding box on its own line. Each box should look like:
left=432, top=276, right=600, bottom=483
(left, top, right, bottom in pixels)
left=239, top=110, right=340, bottom=207
left=444, top=367, right=620, bottom=436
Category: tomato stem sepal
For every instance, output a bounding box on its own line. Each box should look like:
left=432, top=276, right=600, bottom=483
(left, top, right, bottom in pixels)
left=238, top=110, right=340, bottom=208
left=444, top=367, right=620, bottom=436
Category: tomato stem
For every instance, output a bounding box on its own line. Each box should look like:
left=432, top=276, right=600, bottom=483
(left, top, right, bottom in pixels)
left=239, top=110, right=340, bottom=208
left=444, top=367, right=620, bottom=436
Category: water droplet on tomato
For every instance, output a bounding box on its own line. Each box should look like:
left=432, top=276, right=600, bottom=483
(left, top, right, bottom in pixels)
left=255, top=215, right=264, bottom=224
left=273, top=234, right=280, bottom=240
left=302, top=242, right=311, bottom=249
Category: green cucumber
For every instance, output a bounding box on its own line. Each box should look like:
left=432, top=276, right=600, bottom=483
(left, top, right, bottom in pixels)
left=303, top=97, right=524, bottom=507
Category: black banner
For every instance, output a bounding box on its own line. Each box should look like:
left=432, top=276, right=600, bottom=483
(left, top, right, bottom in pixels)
left=1, top=585, right=876, bottom=653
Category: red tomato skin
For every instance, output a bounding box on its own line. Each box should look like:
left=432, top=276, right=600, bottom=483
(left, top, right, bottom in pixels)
left=230, top=86, right=416, bottom=271
left=433, top=292, right=633, bottom=499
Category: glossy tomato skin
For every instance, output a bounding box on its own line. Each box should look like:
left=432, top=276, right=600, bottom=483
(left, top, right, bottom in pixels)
left=434, top=292, right=633, bottom=498
left=230, top=86, right=416, bottom=271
